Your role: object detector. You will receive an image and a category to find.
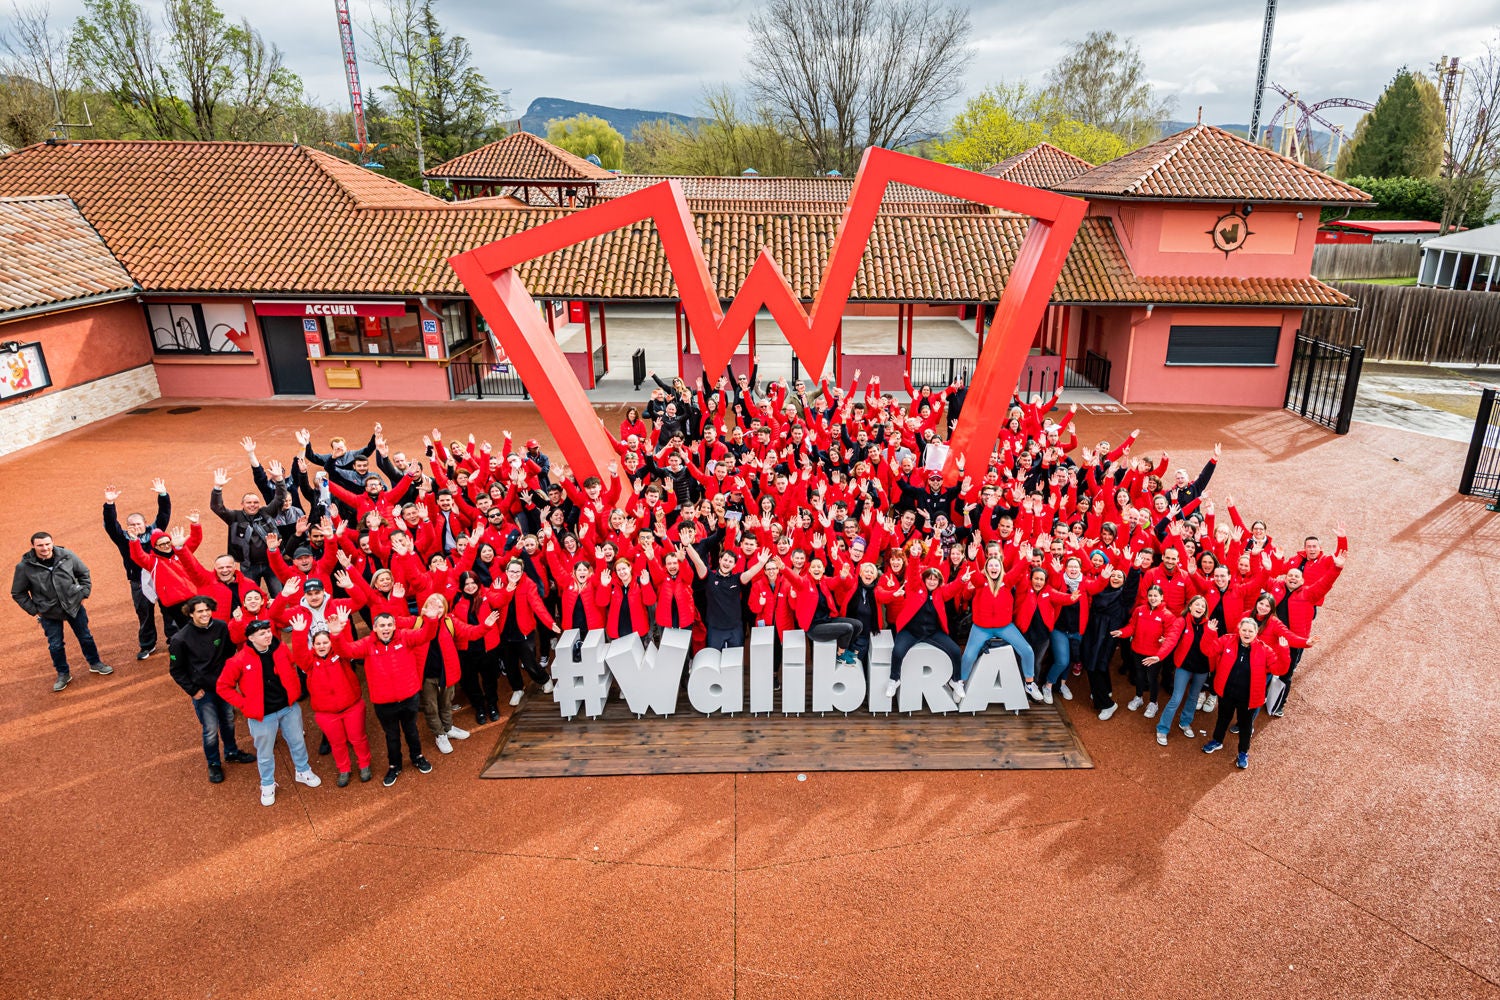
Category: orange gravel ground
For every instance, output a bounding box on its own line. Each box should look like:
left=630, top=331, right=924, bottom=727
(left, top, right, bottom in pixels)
left=1, top=399, right=1497, bottom=1000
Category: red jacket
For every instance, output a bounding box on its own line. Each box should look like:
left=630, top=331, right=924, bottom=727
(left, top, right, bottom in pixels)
left=400, top=614, right=487, bottom=687
left=129, top=540, right=200, bottom=607
left=289, top=641, right=364, bottom=714
left=488, top=576, right=558, bottom=637
left=596, top=574, right=656, bottom=639
left=179, top=548, right=265, bottom=621
left=1205, top=630, right=1291, bottom=708
left=787, top=571, right=855, bottom=631
left=968, top=560, right=1031, bottom=628
left=1116, top=602, right=1181, bottom=657
left=558, top=578, right=605, bottom=632
left=217, top=640, right=303, bottom=721
left=1140, top=565, right=1195, bottom=614
left=750, top=572, right=801, bottom=633
left=336, top=618, right=437, bottom=703
left=1014, top=583, right=1086, bottom=633
left=649, top=567, right=697, bottom=628
left=1265, top=566, right=1341, bottom=638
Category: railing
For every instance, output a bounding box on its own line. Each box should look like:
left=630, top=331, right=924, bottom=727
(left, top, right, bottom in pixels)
left=593, top=344, right=607, bottom=381
left=910, top=356, right=978, bottom=387
left=1283, top=335, right=1364, bottom=434
left=1063, top=350, right=1112, bottom=392
left=1459, top=387, right=1500, bottom=508
left=632, top=348, right=646, bottom=389
left=448, top=360, right=529, bottom=399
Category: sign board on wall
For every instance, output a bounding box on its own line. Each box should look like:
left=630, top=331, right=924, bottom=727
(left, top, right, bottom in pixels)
left=421, top=318, right=442, bottom=359
left=303, top=318, right=323, bottom=358
left=0, top=343, right=52, bottom=401
left=252, top=300, right=406, bottom=318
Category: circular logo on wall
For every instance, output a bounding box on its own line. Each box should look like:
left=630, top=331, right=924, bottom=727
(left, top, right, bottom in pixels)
left=1210, top=213, right=1251, bottom=254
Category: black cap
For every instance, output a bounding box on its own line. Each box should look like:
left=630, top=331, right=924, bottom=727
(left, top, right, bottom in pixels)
left=293, top=546, right=314, bottom=559
left=244, top=619, right=274, bottom=637
left=303, top=578, right=325, bottom=592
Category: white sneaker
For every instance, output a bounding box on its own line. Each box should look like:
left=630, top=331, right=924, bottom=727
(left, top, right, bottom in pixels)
left=434, top=733, right=453, bottom=755
left=1195, top=691, right=1207, bottom=711
left=1058, top=681, right=1073, bottom=701
left=884, top=679, right=899, bottom=698
left=1181, top=724, right=1195, bottom=739
left=1025, top=681, right=1044, bottom=701
left=1155, top=732, right=1168, bottom=745
left=1127, top=695, right=1143, bottom=712
left=1098, top=704, right=1118, bottom=721
left=1041, top=685, right=1054, bottom=705
left=446, top=726, right=470, bottom=741
left=950, top=680, right=966, bottom=703
left=1203, top=695, right=1218, bottom=713
left=540, top=656, right=550, bottom=669
left=509, top=690, right=524, bottom=706
left=543, top=680, right=555, bottom=694
left=260, top=783, right=276, bottom=807
left=294, top=770, right=321, bottom=788
left=1144, top=702, right=1159, bottom=719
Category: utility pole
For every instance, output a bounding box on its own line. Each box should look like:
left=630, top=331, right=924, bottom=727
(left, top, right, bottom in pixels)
left=1247, top=0, right=1278, bottom=143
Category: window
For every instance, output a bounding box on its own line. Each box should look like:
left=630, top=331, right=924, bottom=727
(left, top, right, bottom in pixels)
left=1165, top=325, right=1281, bottom=366
left=441, top=301, right=472, bottom=349
left=322, top=307, right=424, bottom=356
left=147, top=303, right=250, bottom=354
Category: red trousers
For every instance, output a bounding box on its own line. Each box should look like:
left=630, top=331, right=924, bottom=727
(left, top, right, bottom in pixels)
left=315, top=701, right=372, bottom=772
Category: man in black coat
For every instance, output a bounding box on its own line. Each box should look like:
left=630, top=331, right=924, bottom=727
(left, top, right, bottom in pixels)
left=168, top=595, right=256, bottom=783
left=102, top=480, right=171, bottom=659
left=210, top=467, right=287, bottom=596
left=12, top=532, right=113, bottom=692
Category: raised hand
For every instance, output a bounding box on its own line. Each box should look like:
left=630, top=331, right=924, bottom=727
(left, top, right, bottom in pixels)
left=265, top=532, right=280, bottom=550
left=103, top=486, right=121, bottom=503
left=241, top=436, right=257, bottom=454
left=187, top=508, right=200, bottom=525
left=151, top=477, right=167, bottom=495
left=295, top=429, right=311, bottom=447
left=283, top=576, right=302, bottom=596
left=333, top=570, right=354, bottom=590
left=391, top=582, right=405, bottom=599
left=213, top=468, right=229, bottom=488
left=290, top=614, right=308, bottom=631
left=169, top=526, right=189, bottom=549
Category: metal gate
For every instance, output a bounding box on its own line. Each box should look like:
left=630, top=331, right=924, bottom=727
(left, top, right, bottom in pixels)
left=1459, top=387, right=1500, bottom=508
left=1284, top=335, right=1364, bottom=434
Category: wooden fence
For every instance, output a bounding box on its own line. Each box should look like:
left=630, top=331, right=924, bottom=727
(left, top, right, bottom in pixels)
left=1302, top=281, right=1500, bottom=365
left=1311, top=242, right=1422, bottom=280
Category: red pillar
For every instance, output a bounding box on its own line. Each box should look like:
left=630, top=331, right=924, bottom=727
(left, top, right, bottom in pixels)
left=977, top=304, right=986, bottom=354
left=749, top=315, right=757, bottom=374
left=676, top=302, right=686, bottom=380
left=1058, top=305, right=1071, bottom=365
left=835, top=320, right=843, bottom=386
left=545, top=300, right=555, bottom=334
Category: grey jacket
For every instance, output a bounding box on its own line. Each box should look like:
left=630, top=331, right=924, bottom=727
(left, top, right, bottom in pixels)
left=12, top=546, right=92, bottom=619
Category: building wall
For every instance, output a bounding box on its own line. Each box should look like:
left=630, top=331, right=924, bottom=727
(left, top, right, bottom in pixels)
left=1098, top=201, right=1321, bottom=279
left=1114, top=306, right=1299, bottom=408
left=0, top=364, right=160, bottom=456
left=149, top=297, right=274, bottom=398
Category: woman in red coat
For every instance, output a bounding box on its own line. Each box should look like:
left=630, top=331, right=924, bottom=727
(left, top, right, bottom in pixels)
left=1201, top=617, right=1292, bottom=769
left=217, top=620, right=317, bottom=806
left=1111, top=584, right=1181, bottom=717
left=596, top=557, right=656, bottom=642
left=452, top=571, right=501, bottom=724
left=490, top=559, right=561, bottom=706
left=886, top=563, right=967, bottom=700
left=290, top=615, right=373, bottom=786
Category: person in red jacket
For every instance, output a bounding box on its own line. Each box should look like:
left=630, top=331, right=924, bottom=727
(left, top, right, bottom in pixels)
left=886, top=564, right=966, bottom=701
left=290, top=616, right=372, bottom=786
left=216, top=619, right=320, bottom=806
left=1112, top=584, right=1181, bottom=717
left=959, top=553, right=1042, bottom=698
left=597, top=556, right=658, bottom=643
left=1262, top=553, right=1343, bottom=716
left=453, top=571, right=501, bottom=725
left=1201, top=617, right=1292, bottom=768
left=129, top=525, right=201, bottom=642
left=402, top=591, right=495, bottom=753
left=490, top=559, right=561, bottom=706
left=333, top=607, right=438, bottom=787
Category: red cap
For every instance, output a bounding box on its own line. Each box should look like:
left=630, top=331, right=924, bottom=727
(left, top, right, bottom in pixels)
left=525, top=439, right=540, bottom=450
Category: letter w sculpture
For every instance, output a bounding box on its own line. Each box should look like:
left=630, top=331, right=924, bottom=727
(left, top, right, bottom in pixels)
left=449, top=147, right=1085, bottom=498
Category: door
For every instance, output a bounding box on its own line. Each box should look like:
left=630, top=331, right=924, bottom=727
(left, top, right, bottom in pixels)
left=261, top=317, right=317, bottom=395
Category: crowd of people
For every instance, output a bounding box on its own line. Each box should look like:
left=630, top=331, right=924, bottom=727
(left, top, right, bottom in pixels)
left=11, top=362, right=1346, bottom=803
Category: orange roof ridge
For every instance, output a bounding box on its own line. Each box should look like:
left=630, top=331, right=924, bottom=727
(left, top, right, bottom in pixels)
left=425, top=131, right=616, bottom=183
left=984, top=143, right=1095, bottom=188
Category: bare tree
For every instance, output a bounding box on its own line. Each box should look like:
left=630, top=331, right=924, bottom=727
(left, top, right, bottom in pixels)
left=1046, top=30, right=1173, bottom=147
left=1438, top=32, right=1500, bottom=234
left=0, top=3, right=84, bottom=144
left=747, top=0, right=971, bottom=174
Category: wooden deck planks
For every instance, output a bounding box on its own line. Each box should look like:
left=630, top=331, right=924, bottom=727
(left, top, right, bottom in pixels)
left=481, top=693, right=1093, bottom=778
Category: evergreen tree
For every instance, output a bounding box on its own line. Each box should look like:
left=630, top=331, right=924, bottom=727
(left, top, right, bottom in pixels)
left=1334, top=69, right=1445, bottom=179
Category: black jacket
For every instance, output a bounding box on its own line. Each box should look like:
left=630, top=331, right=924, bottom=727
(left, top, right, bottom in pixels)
left=103, top=493, right=171, bottom=582
left=12, top=546, right=92, bottom=619
left=168, top=619, right=234, bottom=695
left=210, top=482, right=287, bottom=568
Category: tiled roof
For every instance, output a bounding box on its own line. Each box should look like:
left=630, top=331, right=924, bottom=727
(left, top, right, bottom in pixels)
left=425, top=132, right=616, bottom=183
left=0, top=194, right=136, bottom=318
left=0, top=140, right=1351, bottom=308
left=678, top=198, right=995, bottom=215
left=1054, top=124, right=1372, bottom=204
left=984, top=143, right=1094, bottom=188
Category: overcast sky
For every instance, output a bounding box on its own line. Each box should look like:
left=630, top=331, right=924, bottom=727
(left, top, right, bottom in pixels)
left=15, top=0, right=1499, bottom=138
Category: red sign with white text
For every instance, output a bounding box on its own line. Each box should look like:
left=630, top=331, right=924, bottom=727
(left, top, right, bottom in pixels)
left=253, top=300, right=406, bottom=318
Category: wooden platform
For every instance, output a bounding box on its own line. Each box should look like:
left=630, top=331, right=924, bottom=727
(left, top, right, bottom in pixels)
left=480, top=693, right=1093, bottom=778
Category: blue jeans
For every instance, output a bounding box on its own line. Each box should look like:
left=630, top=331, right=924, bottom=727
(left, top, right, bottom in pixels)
left=39, top=607, right=102, bottom=674
left=247, top=704, right=311, bottom=787
left=1047, top=630, right=1082, bottom=685
left=191, top=691, right=243, bottom=766
left=960, top=624, right=1034, bottom=681
left=1157, top=668, right=1210, bottom=736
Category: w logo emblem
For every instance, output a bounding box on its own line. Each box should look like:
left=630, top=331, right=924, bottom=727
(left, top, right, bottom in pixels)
left=449, top=147, right=1086, bottom=499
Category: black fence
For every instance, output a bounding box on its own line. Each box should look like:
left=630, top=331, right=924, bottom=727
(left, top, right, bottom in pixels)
left=632, top=348, right=646, bottom=389
left=1283, top=335, right=1364, bottom=435
left=1064, top=350, right=1112, bottom=392
left=1459, top=387, right=1500, bottom=507
left=448, top=361, right=529, bottom=399
left=910, top=356, right=978, bottom=387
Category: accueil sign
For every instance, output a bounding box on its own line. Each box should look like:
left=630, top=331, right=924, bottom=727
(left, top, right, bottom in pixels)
left=550, top=627, right=1030, bottom=718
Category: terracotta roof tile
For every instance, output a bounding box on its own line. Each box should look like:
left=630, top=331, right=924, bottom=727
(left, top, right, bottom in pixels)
left=0, top=194, right=135, bottom=317
left=595, top=174, right=970, bottom=205
left=983, top=143, right=1094, bottom=188
left=425, top=132, right=616, bottom=183
left=1054, top=124, right=1372, bottom=204
left=0, top=140, right=1350, bottom=308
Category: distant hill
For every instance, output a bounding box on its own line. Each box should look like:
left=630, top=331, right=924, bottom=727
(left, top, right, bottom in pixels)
left=519, top=97, right=703, bottom=140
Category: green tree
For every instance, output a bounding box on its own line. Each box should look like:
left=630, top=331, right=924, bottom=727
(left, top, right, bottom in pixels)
left=626, top=88, right=812, bottom=175
left=933, top=81, right=1131, bottom=170
left=1334, top=69, right=1445, bottom=179
left=1046, top=30, right=1173, bottom=145
left=416, top=1, right=501, bottom=167
left=546, top=113, right=624, bottom=169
